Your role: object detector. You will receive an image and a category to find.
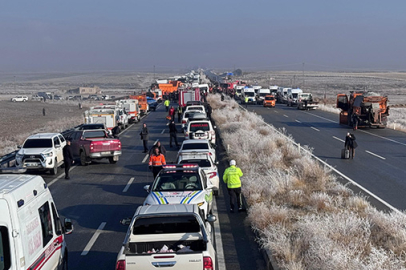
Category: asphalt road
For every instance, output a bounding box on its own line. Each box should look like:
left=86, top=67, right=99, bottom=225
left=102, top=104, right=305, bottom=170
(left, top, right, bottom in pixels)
left=245, top=102, right=406, bottom=211
left=38, top=103, right=266, bottom=270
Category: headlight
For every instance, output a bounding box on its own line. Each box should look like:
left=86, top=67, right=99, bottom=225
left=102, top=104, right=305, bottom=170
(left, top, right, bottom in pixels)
left=197, top=202, right=205, bottom=207
left=42, top=152, right=53, bottom=158
left=16, top=154, right=23, bottom=159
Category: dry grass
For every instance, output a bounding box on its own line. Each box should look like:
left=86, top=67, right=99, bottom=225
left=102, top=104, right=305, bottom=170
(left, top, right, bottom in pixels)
left=209, top=93, right=406, bottom=269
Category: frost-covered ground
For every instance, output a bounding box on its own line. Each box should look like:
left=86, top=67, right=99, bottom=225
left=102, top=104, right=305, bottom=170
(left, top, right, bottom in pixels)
left=209, top=94, right=406, bottom=270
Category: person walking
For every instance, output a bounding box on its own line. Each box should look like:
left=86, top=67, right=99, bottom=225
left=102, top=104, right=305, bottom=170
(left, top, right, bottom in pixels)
left=168, top=120, right=180, bottom=147
left=169, top=106, right=175, bottom=121
left=177, top=106, right=183, bottom=123
left=164, top=99, right=170, bottom=112
left=223, top=160, right=243, bottom=213
left=344, top=132, right=358, bottom=159
left=206, top=103, right=212, bottom=121
left=149, top=147, right=166, bottom=179
left=149, top=141, right=167, bottom=156
left=63, top=140, right=74, bottom=180
left=245, top=96, right=249, bottom=108
left=140, top=123, right=149, bottom=153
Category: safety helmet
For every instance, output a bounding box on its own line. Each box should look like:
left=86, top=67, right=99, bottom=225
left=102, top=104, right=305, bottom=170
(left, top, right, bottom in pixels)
left=230, top=160, right=236, bottom=166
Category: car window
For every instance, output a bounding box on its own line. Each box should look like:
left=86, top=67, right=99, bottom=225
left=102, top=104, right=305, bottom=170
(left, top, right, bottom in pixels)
left=133, top=216, right=200, bottom=235
left=0, top=226, right=11, bottom=270
left=58, top=135, right=65, bottom=143
left=180, top=159, right=211, bottom=167
left=182, top=143, right=209, bottom=150
left=152, top=171, right=202, bottom=191
left=53, top=137, right=60, bottom=147
left=189, top=122, right=210, bottom=132
left=51, top=203, right=62, bottom=235
left=38, top=202, right=53, bottom=247
left=23, top=139, right=53, bottom=148
left=83, top=130, right=106, bottom=139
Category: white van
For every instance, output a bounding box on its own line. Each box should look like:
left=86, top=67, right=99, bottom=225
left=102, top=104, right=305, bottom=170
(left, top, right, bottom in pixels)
left=287, top=88, right=303, bottom=107
left=242, top=88, right=256, bottom=103
left=234, top=85, right=245, bottom=98
left=257, top=89, right=271, bottom=104
left=0, top=175, right=73, bottom=270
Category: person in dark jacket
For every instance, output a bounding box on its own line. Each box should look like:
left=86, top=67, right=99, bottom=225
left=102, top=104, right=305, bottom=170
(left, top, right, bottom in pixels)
left=140, top=123, right=149, bottom=152
left=169, top=106, right=175, bottom=121
left=149, top=141, right=167, bottom=156
left=344, top=132, right=358, bottom=159
left=177, top=106, right=183, bottom=123
left=206, top=103, right=212, bottom=121
left=112, top=123, right=121, bottom=138
left=168, top=120, right=180, bottom=147
left=63, top=140, right=74, bottom=179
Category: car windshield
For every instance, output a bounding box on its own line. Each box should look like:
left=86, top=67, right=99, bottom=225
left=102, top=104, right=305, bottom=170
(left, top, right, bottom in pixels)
left=180, top=159, right=211, bottom=167
left=80, top=125, right=104, bottom=130
left=133, top=215, right=200, bottom=235
left=189, top=123, right=210, bottom=132
left=292, top=93, right=298, bottom=98
left=265, top=97, right=275, bottom=100
left=152, top=171, right=202, bottom=191
left=83, top=130, right=106, bottom=138
left=182, top=143, right=209, bottom=150
left=188, top=107, right=203, bottom=111
left=245, top=92, right=255, bottom=97
left=23, top=139, right=53, bottom=148
left=259, top=93, right=269, bottom=96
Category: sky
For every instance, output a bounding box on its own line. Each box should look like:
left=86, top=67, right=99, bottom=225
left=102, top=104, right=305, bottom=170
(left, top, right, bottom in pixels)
left=1, top=0, right=406, bottom=72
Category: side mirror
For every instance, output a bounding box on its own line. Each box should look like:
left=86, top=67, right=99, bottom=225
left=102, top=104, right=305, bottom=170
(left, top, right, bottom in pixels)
left=17, top=145, right=22, bottom=149
left=143, top=185, right=150, bottom=192
left=120, top=218, right=131, bottom=226
left=206, top=214, right=217, bottom=223
left=215, top=161, right=219, bottom=165
left=64, top=218, right=73, bottom=235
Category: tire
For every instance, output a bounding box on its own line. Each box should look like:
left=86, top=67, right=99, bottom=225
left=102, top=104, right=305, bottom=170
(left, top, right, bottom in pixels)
left=12, top=99, right=16, bottom=102
left=50, top=159, right=58, bottom=175
left=109, top=156, right=118, bottom=164
left=23, top=99, right=27, bottom=102
left=61, top=251, right=68, bottom=270
left=80, top=151, right=88, bottom=166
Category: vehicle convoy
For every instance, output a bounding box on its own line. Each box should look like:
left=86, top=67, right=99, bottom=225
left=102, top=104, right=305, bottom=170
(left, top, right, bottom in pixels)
left=263, top=95, right=276, bottom=107
left=67, top=129, right=122, bottom=165
left=15, top=133, right=66, bottom=175
left=297, top=93, right=319, bottom=110
left=257, top=89, right=271, bottom=104
left=336, top=91, right=389, bottom=129
left=287, top=88, right=303, bottom=107
left=115, top=204, right=216, bottom=270
left=0, top=174, right=73, bottom=270
left=11, top=95, right=28, bottom=102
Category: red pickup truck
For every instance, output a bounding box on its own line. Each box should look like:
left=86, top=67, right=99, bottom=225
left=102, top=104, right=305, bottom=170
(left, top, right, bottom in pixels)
left=68, top=129, right=122, bottom=165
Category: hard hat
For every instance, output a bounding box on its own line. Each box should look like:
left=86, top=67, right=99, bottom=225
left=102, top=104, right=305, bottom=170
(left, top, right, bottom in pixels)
left=230, top=160, right=236, bottom=166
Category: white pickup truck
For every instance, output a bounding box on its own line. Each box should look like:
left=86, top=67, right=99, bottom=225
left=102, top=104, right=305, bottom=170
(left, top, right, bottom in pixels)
left=115, top=204, right=217, bottom=270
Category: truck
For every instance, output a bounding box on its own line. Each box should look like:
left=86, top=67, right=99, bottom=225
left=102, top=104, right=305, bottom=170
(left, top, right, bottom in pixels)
left=336, top=91, right=389, bottom=129
left=67, top=129, right=122, bottom=165
left=159, top=81, right=183, bottom=96
left=84, top=108, right=118, bottom=131
left=257, top=89, right=271, bottom=104
left=115, top=204, right=217, bottom=270
left=277, top=88, right=290, bottom=104
left=297, top=93, right=319, bottom=110
left=287, top=88, right=303, bottom=107
left=179, top=89, right=201, bottom=107
left=117, top=99, right=140, bottom=123
left=129, top=94, right=149, bottom=116
left=37, top=91, right=53, bottom=100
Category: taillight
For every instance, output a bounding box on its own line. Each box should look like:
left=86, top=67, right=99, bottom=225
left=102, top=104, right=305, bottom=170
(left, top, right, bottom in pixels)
left=182, top=120, right=186, bottom=124
left=90, top=142, right=94, bottom=151
left=115, top=260, right=125, bottom=270
left=203, top=256, right=213, bottom=270
left=118, top=142, right=121, bottom=149
left=209, top=172, right=217, bottom=179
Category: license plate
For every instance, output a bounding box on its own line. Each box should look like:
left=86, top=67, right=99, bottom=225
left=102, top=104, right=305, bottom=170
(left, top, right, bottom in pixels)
left=26, top=162, right=38, bottom=167
left=101, top=151, right=111, bottom=155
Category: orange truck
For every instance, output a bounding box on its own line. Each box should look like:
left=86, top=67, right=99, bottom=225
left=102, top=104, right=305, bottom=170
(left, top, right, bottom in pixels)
left=129, top=94, right=149, bottom=116
left=336, top=91, right=389, bottom=129
left=159, top=81, right=183, bottom=96
left=263, top=95, right=276, bottom=107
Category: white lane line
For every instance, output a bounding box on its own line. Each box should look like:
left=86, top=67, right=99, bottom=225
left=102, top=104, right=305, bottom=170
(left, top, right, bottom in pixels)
left=81, top=222, right=107, bottom=256
left=365, top=150, right=386, bottom=160
left=123, top=177, right=135, bottom=192
left=311, top=127, right=320, bottom=132
left=213, top=198, right=226, bottom=270
left=295, top=120, right=302, bottom=123
left=142, top=140, right=158, bottom=163
left=48, top=166, right=77, bottom=187
left=161, top=129, right=165, bottom=134
left=166, top=122, right=169, bottom=125
left=333, top=136, right=345, bottom=143
left=359, top=130, right=406, bottom=147
left=283, top=114, right=288, bottom=118
left=305, top=112, right=336, bottom=123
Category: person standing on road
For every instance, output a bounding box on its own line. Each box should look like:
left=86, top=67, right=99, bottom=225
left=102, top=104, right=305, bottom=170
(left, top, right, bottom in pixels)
left=63, top=140, right=74, bottom=180
left=140, top=123, right=149, bottom=153
left=168, top=120, right=180, bottom=148
left=223, top=160, right=243, bottom=213
left=177, top=106, right=183, bottom=123
left=149, top=147, right=166, bottom=179
left=164, top=99, right=170, bottom=112
left=244, top=96, right=248, bottom=108
left=42, top=107, right=46, bottom=116
left=344, top=132, right=358, bottom=159
left=149, top=141, right=167, bottom=156
left=169, top=106, right=175, bottom=121
left=112, top=123, right=121, bottom=138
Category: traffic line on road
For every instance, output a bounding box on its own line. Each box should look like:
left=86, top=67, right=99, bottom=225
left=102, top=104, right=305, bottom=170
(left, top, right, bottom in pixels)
left=123, top=177, right=135, bottom=192
left=283, top=114, right=288, bottom=118
left=311, top=127, right=320, bottom=132
left=81, top=222, right=107, bottom=256
left=365, top=150, right=386, bottom=160
left=333, top=136, right=345, bottom=143
left=48, top=166, right=77, bottom=187
left=161, top=129, right=165, bottom=134
left=305, top=112, right=335, bottom=123
left=359, top=130, right=406, bottom=147
left=295, top=120, right=301, bottom=123
left=213, top=198, right=226, bottom=270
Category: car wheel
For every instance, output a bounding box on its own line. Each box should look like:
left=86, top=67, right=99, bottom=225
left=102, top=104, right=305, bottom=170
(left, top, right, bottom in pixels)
left=80, top=151, right=88, bottom=166
left=12, top=99, right=16, bottom=102
left=61, top=251, right=68, bottom=270
left=50, top=159, right=58, bottom=175
left=23, top=99, right=27, bottom=102
left=109, top=157, right=117, bottom=164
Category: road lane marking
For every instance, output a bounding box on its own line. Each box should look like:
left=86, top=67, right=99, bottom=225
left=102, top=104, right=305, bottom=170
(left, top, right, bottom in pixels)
left=48, top=166, right=77, bottom=187
left=359, top=130, right=406, bottom=147
left=305, top=112, right=335, bottom=123
left=213, top=198, right=226, bottom=270
left=81, top=222, right=107, bottom=256
left=161, top=129, right=165, bottom=134
left=333, top=136, right=345, bottom=143
left=283, top=114, right=288, bottom=118
left=311, top=127, right=320, bottom=132
left=365, top=150, right=386, bottom=160
left=295, top=120, right=301, bottom=123
left=123, top=177, right=135, bottom=192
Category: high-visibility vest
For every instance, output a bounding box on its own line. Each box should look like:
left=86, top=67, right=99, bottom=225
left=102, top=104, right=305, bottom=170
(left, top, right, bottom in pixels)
left=149, top=154, right=166, bottom=166
left=223, top=165, right=243, bottom=188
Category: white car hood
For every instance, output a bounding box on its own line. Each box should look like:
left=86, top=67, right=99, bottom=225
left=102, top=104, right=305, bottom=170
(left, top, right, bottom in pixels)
left=18, top=148, right=53, bottom=155
left=145, top=190, right=209, bottom=205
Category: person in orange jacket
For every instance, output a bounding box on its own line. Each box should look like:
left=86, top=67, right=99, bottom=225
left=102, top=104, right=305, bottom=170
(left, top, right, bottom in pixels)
left=149, top=147, right=166, bottom=179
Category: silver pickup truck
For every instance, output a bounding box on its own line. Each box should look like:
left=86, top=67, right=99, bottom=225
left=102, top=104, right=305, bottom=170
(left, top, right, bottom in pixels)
left=115, top=204, right=217, bottom=270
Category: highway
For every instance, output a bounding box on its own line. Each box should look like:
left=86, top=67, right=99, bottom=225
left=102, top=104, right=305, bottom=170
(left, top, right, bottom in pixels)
left=245, top=103, right=406, bottom=211
left=38, top=103, right=266, bottom=270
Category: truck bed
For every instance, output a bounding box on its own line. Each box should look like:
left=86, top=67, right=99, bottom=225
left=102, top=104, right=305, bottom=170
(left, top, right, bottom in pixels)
left=126, top=239, right=206, bottom=254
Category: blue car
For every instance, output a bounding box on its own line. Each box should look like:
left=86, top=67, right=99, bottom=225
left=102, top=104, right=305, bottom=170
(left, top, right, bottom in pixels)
left=147, top=97, right=158, bottom=111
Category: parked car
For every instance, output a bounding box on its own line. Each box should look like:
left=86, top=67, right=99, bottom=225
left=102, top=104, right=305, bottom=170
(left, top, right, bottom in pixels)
left=178, top=139, right=217, bottom=162
left=185, top=119, right=216, bottom=145
left=31, top=95, right=44, bottom=101
left=146, top=97, right=158, bottom=111
left=15, top=133, right=67, bottom=175
left=11, top=95, right=28, bottom=102
left=54, top=95, right=63, bottom=100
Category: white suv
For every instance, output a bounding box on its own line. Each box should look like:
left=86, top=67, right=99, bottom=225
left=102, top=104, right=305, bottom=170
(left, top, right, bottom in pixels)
left=185, top=119, right=216, bottom=145
left=16, top=133, right=66, bottom=175
left=11, top=95, right=28, bottom=102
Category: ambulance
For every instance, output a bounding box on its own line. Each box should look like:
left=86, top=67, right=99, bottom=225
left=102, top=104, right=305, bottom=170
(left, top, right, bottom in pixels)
left=0, top=174, right=73, bottom=270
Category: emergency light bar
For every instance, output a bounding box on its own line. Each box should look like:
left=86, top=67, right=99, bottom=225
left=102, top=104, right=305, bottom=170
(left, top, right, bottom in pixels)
left=162, top=164, right=199, bottom=169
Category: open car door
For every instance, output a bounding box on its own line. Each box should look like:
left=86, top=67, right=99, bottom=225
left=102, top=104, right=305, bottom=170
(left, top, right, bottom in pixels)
left=336, top=94, right=348, bottom=111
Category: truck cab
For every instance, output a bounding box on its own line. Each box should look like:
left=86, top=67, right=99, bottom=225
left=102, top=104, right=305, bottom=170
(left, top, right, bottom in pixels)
left=287, top=88, right=303, bottom=107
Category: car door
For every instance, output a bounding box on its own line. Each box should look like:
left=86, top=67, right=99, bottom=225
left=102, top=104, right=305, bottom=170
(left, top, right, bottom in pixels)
left=53, top=136, right=63, bottom=164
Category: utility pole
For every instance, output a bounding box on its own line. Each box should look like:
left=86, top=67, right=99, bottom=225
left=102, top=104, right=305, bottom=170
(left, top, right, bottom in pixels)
left=302, top=62, right=305, bottom=89
left=14, top=76, right=16, bottom=92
